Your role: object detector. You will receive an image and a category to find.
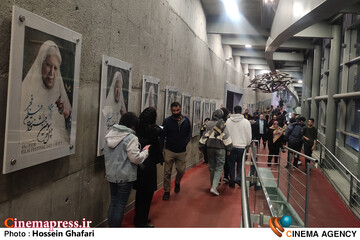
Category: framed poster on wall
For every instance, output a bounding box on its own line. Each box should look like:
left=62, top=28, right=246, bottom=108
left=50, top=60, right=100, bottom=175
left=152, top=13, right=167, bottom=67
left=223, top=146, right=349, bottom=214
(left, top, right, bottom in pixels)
left=210, top=100, right=217, bottom=118
left=141, top=75, right=160, bottom=111
left=164, top=86, right=178, bottom=119
left=192, top=98, right=202, bottom=137
left=203, top=99, right=210, bottom=121
left=97, top=55, right=132, bottom=156
left=3, top=6, right=82, bottom=174
left=181, top=93, right=191, bottom=119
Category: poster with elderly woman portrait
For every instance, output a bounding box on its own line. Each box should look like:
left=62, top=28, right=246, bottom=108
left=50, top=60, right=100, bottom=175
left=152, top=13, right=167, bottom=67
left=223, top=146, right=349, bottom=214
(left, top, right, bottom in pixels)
left=203, top=99, right=210, bottom=121
left=181, top=93, right=191, bottom=119
left=164, top=86, right=178, bottom=119
left=3, top=6, right=82, bottom=174
left=141, top=75, right=160, bottom=111
left=192, top=98, right=202, bottom=137
left=97, top=55, right=132, bottom=156
left=210, top=100, right=217, bottom=118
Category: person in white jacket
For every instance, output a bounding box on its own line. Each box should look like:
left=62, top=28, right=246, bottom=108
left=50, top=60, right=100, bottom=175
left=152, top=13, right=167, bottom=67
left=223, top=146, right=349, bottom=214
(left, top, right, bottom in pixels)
left=104, top=112, right=149, bottom=227
left=226, top=106, right=252, bottom=188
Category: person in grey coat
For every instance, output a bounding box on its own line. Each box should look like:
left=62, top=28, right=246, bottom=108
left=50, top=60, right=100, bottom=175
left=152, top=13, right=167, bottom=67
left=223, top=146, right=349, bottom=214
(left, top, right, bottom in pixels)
left=199, top=109, right=233, bottom=196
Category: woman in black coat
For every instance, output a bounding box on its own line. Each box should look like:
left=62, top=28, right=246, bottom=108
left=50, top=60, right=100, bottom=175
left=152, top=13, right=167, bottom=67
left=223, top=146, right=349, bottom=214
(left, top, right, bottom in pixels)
left=133, top=107, right=164, bottom=227
left=267, top=121, right=284, bottom=167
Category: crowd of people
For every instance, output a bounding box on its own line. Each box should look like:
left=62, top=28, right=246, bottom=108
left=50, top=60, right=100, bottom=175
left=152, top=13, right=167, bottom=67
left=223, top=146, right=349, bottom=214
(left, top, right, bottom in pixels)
left=199, top=104, right=318, bottom=194
left=103, top=101, right=317, bottom=227
left=103, top=102, right=191, bottom=228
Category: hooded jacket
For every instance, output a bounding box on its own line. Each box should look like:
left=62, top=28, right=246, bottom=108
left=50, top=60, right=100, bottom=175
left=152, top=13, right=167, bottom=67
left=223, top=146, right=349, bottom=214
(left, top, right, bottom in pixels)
left=199, top=109, right=233, bottom=151
left=226, top=114, right=252, bottom=148
left=104, top=124, right=149, bottom=183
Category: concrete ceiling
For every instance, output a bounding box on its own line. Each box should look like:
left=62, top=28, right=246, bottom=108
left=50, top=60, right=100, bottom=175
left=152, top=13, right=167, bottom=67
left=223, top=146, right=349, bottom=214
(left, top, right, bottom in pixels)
left=200, top=0, right=360, bottom=102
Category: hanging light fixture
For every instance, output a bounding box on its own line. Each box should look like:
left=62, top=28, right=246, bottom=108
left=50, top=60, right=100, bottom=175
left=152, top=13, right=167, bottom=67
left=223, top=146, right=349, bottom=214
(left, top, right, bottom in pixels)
left=248, top=71, right=294, bottom=93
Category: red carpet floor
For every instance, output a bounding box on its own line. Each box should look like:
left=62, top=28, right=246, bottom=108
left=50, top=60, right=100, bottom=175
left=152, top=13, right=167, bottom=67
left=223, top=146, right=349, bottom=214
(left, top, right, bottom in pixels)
left=122, top=145, right=360, bottom=228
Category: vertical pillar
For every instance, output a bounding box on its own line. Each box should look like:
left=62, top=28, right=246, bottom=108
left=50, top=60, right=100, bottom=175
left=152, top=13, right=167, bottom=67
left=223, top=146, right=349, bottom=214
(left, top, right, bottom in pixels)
left=304, top=55, right=313, bottom=120
left=301, top=64, right=307, bottom=116
left=325, top=25, right=341, bottom=154
left=311, top=45, right=321, bottom=128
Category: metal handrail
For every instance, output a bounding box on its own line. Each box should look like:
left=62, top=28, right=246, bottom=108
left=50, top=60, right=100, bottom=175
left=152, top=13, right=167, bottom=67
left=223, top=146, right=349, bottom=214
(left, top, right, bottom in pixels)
left=317, top=140, right=360, bottom=183
left=241, top=144, right=252, bottom=228
left=284, top=146, right=318, bottom=163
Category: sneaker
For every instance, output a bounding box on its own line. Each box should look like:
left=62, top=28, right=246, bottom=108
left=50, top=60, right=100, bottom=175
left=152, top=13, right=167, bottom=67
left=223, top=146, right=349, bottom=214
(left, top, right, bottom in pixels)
left=162, top=192, right=170, bottom=200
left=298, top=160, right=302, bottom=165
left=210, top=188, right=219, bottom=196
left=235, top=180, right=241, bottom=187
left=229, top=182, right=235, bottom=188
left=174, top=183, right=180, bottom=193
left=223, top=177, right=229, bottom=183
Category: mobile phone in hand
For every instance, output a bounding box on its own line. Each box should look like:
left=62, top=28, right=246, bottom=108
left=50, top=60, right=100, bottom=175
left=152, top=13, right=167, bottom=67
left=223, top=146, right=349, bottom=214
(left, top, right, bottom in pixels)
left=142, top=145, right=151, bottom=151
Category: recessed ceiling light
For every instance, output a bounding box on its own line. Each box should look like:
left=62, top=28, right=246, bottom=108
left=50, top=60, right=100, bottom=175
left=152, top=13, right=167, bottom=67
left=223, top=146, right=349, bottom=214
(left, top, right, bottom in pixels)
left=245, top=45, right=252, bottom=48
left=298, top=80, right=303, bottom=83
left=222, top=0, right=240, bottom=20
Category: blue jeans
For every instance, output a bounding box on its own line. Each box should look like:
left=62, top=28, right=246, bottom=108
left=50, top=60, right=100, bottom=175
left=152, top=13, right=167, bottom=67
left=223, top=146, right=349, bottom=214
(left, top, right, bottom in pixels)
left=108, top=181, right=133, bottom=227
left=229, top=148, right=245, bottom=182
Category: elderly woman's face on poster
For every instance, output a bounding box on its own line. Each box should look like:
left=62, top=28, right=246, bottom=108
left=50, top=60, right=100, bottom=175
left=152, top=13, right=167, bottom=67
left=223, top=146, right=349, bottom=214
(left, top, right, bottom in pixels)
left=41, top=54, right=60, bottom=89
left=114, top=78, right=122, bottom=103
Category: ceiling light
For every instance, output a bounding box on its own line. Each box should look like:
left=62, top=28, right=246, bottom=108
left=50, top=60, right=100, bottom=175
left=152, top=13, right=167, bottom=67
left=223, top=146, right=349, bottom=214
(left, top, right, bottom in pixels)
left=245, top=45, right=252, bottom=48
left=222, top=0, right=240, bottom=20
left=298, top=80, right=303, bottom=83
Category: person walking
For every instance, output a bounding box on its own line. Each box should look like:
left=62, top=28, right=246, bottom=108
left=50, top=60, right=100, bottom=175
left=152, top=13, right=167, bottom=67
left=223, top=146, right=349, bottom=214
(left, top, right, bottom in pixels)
left=162, top=102, right=192, bottom=200
left=226, top=106, right=252, bottom=188
left=256, top=114, right=268, bottom=148
left=302, top=118, right=317, bottom=169
left=199, top=109, right=233, bottom=195
left=200, top=118, right=210, bottom=164
left=104, top=113, right=149, bottom=227
left=285, top=117, right=305, bottom=168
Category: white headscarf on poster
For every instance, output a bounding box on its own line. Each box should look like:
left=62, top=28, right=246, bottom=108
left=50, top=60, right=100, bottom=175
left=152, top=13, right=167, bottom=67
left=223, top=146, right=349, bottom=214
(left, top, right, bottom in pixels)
left=20, top=40, right=71, bottom=151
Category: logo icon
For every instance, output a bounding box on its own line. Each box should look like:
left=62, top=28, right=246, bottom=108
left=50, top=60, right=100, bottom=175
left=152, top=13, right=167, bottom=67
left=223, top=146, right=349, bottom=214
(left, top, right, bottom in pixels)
left=269, top=215, right=292, bottom=237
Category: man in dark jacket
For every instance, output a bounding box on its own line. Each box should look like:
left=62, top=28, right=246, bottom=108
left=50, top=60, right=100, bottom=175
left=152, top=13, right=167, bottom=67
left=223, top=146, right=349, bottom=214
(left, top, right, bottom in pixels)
left=285, top=117, right=305, bottom=168
left=162, top=102, right=192, bottom=200
left=256, top=114, right=268, bottom=148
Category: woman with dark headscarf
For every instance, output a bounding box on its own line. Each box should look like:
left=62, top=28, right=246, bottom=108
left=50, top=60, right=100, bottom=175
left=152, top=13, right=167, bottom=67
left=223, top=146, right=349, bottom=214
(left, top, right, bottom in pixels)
left=267, top=121, right=285, bottom=166
left=199, top=109, right=233, bottom=196
left=133, top=107, right=164, bottom=227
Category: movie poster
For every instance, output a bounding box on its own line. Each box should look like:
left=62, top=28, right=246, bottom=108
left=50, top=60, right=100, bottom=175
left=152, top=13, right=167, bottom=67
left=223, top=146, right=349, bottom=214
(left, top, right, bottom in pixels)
left=181, top=93, right=191, bottom=119
left=192, top=98, right=202, bottom=137
left=97, top=56, right=132, bottom=156
left=3, top=6, right=82, bottom=173
left=141, top=75, right=160, bottom=111
left=164, top=86, right=178, bottom=119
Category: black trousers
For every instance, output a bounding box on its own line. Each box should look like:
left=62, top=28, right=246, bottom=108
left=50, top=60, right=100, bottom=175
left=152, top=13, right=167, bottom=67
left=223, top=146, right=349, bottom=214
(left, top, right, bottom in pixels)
left=288, top=142, right=303, bottom=168
left=134, top=189, right=154, bottom=226
left=224, top=152, right=230, bottom=179
left=203, top=146, right=208, bottom=163
left=268, top=147, right=280, bottom=163
left=258, top=134, right=267, bottom=147
left=304, top=144, right=313, bottom=167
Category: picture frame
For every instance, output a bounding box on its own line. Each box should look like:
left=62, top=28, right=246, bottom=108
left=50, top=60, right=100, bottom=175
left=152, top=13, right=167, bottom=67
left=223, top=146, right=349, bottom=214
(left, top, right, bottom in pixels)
left=141, top=75, right=160, bottom=112
left=164, top=86, right=178, bottom=119
left=210, top=100, right=217, bottom=118
left=97, top=55, right=132, bottom=156
left=203, top=99, right=210, bottom=121
left=3, top=6, right=82, bottom=174
left=181, top=93, right=191, bottom=120
left=192, top=98, right=202, bottom=137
